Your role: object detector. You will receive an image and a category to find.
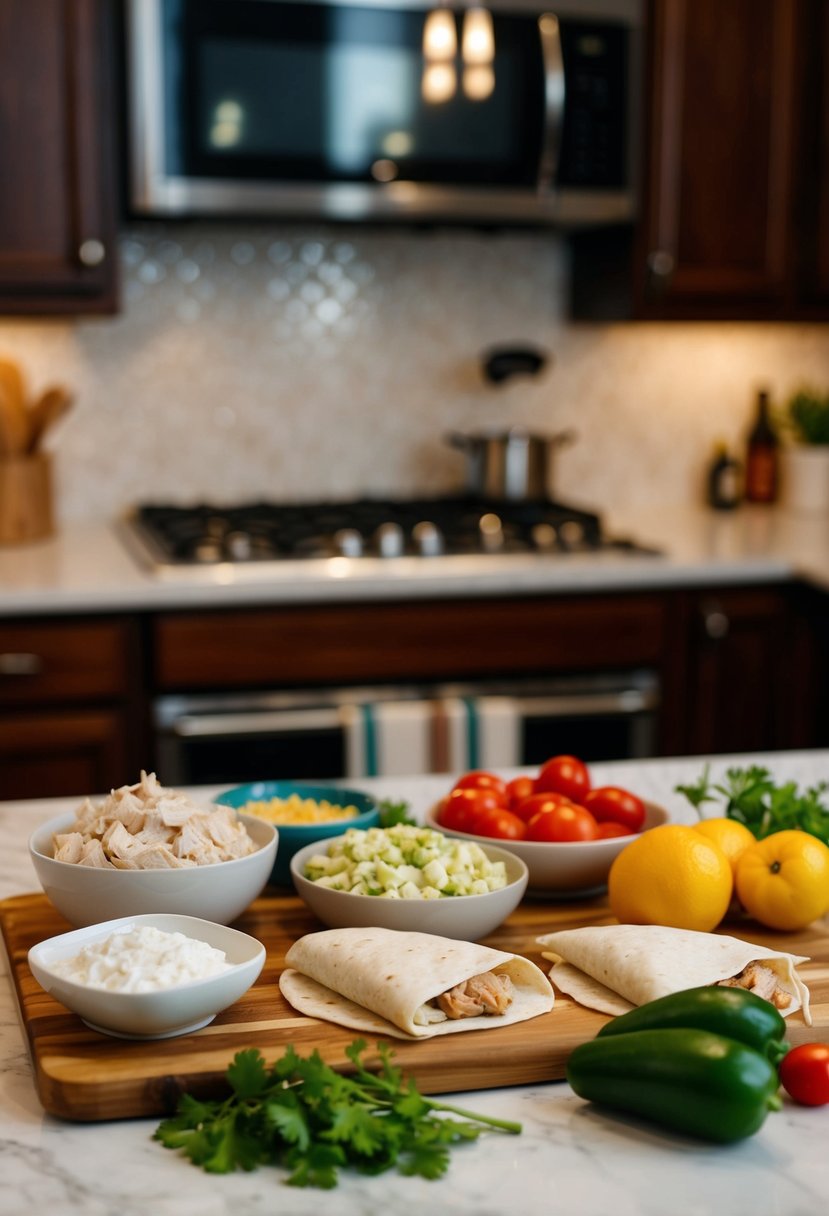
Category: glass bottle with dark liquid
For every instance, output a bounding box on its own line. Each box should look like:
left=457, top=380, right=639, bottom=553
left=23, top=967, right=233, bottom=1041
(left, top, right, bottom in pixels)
left=744, top=390, right=779, bottom=504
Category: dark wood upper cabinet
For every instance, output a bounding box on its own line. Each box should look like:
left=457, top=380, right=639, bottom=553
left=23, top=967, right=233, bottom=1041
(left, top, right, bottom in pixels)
left=0, top=0, right=119, bottom=315
left=571, top=0, right=829, bottom=321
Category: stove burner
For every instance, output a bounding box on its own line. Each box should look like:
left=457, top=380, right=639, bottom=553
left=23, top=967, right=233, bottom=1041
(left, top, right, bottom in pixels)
left=128, top=497, right=656, bottom=567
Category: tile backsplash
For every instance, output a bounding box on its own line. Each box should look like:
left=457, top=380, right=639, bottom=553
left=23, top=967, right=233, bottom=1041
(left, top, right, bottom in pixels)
left=1, top=225, right=828, bottom=523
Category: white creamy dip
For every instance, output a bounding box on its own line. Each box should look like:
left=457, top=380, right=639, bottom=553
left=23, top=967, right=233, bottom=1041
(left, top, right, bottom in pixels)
left=50, top=925, right=233, bottom=993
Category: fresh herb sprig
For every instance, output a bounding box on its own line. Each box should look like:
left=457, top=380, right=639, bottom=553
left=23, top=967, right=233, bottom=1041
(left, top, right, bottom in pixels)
left=675, top=764, right=829, bottom=845
left=377, top=798, right=416, bottom=828
left=154, top=1039, right=521, bottom=1188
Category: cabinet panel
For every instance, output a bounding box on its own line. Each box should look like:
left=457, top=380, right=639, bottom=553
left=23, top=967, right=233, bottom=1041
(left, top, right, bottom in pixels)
left=154, top=596, right=668, bottom=691
left=0, top=709, right=130, bottom=800
left=0, top=0, right=118, bottom=314
left=794, top=0, right=829, bottom=311
left=0, top=620, right=132, bottom=706
left=637, top=0, right=797, bottom=316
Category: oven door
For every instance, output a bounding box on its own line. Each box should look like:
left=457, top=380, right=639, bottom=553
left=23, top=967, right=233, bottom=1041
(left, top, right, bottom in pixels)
left=153, top=671, right=659, bottom=785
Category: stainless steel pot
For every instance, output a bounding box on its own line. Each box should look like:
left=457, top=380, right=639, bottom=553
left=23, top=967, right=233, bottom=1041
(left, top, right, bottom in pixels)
left=446, top=428, right=575, bottom=500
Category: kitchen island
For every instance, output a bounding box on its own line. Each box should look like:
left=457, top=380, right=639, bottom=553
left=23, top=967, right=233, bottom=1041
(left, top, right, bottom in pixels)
left=1, top=751, right=828, bottom=1216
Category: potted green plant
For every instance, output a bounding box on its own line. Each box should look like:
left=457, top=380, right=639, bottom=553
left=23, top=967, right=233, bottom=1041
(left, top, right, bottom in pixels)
left=779, top=387, right=829, bottom=514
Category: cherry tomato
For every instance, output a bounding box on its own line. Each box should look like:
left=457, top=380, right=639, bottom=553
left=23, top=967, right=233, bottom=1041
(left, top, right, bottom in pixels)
left=525, top=804, right=599, bottom=842
left=583, top=786, right=646, bottom=834
left=595, top=820, right=634, bottom=839
left=506, top=775, right=535, bottom=810
left=535, top=754, right=591, bottom=802
left=452, top=770, right=509, bottom=806
left=438, top=787, right=504, bottom=833
left=780, top=1043, right=829, bottom=1106
left=511, top=790, right=576, bottom=824
left=463, top=805, right=527, bottom=841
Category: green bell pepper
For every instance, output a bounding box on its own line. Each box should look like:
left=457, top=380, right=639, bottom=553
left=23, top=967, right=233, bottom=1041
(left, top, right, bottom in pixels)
left=566, top=1028, right=782, bottom=1143
left=596, top=985, right=789, bottom=1064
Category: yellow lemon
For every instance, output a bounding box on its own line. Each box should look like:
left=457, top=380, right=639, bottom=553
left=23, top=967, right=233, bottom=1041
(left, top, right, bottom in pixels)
left=735, top=829, right=829, bottom=931
left=693, top=817, right=756, bottom=877
left=608, top=824, right=733, bottom=932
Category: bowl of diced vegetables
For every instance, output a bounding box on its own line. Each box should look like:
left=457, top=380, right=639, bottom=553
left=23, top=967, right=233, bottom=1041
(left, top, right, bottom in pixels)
left=289, top=824, right=528, bottom=941
left=213, top=781, right=380, bottom=887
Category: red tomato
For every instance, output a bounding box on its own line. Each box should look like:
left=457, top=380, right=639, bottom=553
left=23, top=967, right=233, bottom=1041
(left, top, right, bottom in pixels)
left=452, top=770, right=509, bottom=806
left=780, top=1043, right=829, bottom=1106
left=438, top=787, right=504, bottom=833
left=583, top=786, right=646, bottom=833
left=463, top=805, right=527, bottom=841
left=506, top=775, right=535, bottom=810
left=525, top=804, right=599, bottom=842
left=511, top=790, right=576, bottom=824
left=595, top=820, right=633, bottom=839
left=535, top=754, right=591, bottom=802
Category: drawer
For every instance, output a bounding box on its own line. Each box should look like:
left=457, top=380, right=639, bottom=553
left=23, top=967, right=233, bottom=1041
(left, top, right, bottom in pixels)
left=154, top=595, right=668, bottom=690
left=0, top=618, right=132, bottom=706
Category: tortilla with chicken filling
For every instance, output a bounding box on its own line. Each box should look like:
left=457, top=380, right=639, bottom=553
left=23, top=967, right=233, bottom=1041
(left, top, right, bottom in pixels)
left=279, top=926, right=554, bottom=1039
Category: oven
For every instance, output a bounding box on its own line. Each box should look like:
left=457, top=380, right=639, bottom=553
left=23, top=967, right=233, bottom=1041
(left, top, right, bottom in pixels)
left=154, top=669, right=660, bottom=784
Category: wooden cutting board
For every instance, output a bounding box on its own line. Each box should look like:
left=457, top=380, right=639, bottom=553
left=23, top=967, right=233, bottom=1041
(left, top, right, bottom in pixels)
left=2, top=891, right=828, bottom=1123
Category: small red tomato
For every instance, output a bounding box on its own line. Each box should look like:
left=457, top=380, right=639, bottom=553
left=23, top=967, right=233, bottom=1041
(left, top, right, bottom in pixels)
left=506, top=775, right=535, bottom=810
left=595, top=820, right=633, bottom=839
left=439, top=787, right=504, bottom=833
left=452, top=770, right=509, bottom=806
left=525, top=804, right=599, bottom=843
left=583, top=786, right=646, bottom=834
left=535, top=754, right=591, bottom=802
left=780, top=1043, right=829, bottom=1106
left=463, top=805, right=527, bottom=841
left=511, top=790, right=576, bottom=824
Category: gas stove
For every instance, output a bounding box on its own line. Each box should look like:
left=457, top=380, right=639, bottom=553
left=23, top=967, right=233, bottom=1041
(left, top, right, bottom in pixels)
left=123, top=496, right=661, bottom=578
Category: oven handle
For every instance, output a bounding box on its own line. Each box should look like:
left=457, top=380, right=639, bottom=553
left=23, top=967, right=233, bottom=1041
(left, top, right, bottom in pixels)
left=537, top=12, right=565, bottom=192
left=163, top=687, right=657, bottom=740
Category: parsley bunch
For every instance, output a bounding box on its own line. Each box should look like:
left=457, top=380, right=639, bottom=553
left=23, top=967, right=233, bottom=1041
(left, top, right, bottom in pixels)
left=154, top=1039, right=521, bottom=1188
left=675, top=764, right=829, bottom=845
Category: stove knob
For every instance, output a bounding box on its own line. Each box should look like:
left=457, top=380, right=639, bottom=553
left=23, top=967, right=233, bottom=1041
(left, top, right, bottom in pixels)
left=334, top=528, right=364, bottom=558
left=412, top=520, right=443, bottom=556
left=226, top=530, right=253, bottom=560
left=478, top=512, right=504, bottom=552
left=558, top=520, right=586, bottom=549
left=531, top=523, right=558, bottom=551
left=374, top=522, right=405, bottom=558
left=193, top=539, right=223, bottom=563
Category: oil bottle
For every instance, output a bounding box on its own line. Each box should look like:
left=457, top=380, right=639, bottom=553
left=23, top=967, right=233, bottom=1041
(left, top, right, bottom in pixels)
left=744, top=390, right=779, bottom=504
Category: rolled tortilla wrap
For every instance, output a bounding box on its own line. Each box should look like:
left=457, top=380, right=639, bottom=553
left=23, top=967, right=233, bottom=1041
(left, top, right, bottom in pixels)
left=536, top=924, right=811, bottom=1025
left=280, top=926, right=555, bottom=1039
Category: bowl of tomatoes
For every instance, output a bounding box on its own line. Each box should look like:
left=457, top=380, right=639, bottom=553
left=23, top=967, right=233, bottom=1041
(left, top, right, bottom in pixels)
left=425, top=755, right=671, bottom=897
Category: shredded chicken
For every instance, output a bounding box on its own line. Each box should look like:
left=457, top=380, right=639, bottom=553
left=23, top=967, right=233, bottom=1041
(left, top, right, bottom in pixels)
left=51, top=771, right=257, bottom=870
left=436, top=970, right=514, bottom=1020
left=718, top=961, right=793, bottom=1011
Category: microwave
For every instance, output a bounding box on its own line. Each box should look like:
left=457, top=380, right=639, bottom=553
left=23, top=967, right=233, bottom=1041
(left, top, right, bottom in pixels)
left=126, top=0, right=643, bottom=226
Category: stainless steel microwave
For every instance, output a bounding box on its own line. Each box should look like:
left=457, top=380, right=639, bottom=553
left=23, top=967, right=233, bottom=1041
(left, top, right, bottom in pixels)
left=126, top=0, right=643, bottom=226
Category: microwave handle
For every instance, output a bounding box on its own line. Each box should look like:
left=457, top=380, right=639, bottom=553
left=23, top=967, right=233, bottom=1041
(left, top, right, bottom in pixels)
left=537, top=13, right=565, bottom=192
left=166, top=707, right=344, bottom=738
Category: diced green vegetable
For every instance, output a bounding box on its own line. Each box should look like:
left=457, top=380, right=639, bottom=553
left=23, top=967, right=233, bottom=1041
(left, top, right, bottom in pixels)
left=303, top=825, right=508, bottom=898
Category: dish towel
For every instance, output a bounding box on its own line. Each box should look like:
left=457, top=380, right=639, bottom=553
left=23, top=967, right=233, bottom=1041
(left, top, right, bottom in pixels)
left=435, top=696, right=522, bottom=773
left=341, top=701, right=434, bottom=778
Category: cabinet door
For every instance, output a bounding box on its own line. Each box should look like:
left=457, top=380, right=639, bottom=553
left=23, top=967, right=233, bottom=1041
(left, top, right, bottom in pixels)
left=0, top=709, right=130, bottom=800
left=0, top=0, right=118, bottom=315
left=636, top=0, right=797, bottom=318
left=793, top=0, right=829, bottom=313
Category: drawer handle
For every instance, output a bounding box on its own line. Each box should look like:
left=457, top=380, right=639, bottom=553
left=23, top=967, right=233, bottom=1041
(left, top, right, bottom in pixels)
left=703, top=610, right=730, bottom=640
left=0, top=652, right=44, bottom=675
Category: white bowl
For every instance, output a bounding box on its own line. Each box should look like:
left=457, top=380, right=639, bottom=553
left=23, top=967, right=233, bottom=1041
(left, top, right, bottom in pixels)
left=27, top=913, right=266, bottom=1039
left=29, top=811, right=278, bottom=928
left=289, top=835, right=528, bottom=941
left=424, top=801, right=671, bottom=897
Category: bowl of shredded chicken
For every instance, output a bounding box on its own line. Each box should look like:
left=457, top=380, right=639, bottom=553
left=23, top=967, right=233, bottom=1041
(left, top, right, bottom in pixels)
left=29, top=772, right=278, bottom=928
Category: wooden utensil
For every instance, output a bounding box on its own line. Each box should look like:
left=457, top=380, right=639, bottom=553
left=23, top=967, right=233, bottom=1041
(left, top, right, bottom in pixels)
left=27, top=386, right=73, bottom=453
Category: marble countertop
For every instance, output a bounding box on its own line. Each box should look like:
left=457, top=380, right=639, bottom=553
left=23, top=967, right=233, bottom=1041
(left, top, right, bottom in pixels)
left=2, top=502, right=829, bottom=616
left=2, top=751, right=829, bottom=1215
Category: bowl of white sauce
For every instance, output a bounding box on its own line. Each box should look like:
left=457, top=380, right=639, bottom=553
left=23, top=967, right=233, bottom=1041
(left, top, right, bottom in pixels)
left=27, top=913, right=266, bottom=1039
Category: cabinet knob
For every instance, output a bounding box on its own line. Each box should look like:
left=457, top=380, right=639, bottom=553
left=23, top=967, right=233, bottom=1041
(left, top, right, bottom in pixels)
left=647, top=249, right=675, bottom=279
left=0, top=652, right=44, bottom=675
left=78, top=239, right=106, bottom=267
left=703, top=609, right=730, bottom=640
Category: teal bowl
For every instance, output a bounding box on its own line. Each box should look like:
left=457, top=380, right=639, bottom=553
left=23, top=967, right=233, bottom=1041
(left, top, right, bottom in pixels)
left=213, top=781, right=380, bottom=887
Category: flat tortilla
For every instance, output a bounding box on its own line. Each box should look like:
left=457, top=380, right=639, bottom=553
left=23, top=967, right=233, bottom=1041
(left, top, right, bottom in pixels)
left=536, top=924, right=811, bottom=1024
left=279, top=926, right=555, bottom=1039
